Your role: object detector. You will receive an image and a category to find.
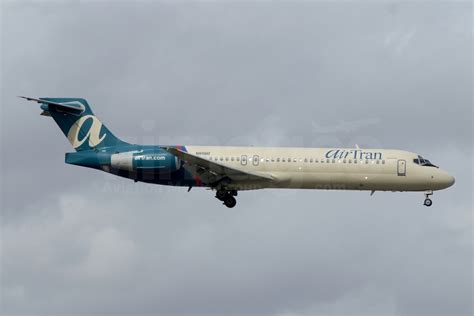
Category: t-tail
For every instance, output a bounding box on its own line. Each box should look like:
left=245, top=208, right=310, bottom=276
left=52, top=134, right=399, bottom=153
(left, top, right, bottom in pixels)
left=20, top=96, right=128, bottom=151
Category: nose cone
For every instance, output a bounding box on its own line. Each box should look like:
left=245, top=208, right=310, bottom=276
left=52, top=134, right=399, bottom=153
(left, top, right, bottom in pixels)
left=447, top=175, right=455, bottom=187
left=436, top=171, right=455, bottom=189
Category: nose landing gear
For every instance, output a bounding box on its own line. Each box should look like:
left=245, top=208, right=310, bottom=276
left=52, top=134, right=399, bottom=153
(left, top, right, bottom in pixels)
left=423, top=191, right=433, bottom=207
left=215, top=189, right=238, bottom=208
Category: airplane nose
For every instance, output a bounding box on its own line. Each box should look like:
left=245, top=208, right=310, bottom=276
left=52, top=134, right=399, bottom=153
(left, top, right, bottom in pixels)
left=447, top=175, right=455, bottom=187
left=441, top=173, right=455, bottom=188
left=433, top=171, right=455, bottom=189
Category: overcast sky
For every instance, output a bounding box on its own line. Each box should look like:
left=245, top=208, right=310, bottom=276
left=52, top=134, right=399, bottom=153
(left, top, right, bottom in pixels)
left=1, top=1, right=472, bottom=316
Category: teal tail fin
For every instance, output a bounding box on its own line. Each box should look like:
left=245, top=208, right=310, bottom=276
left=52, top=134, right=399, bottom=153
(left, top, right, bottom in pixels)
left=21, top=97, right=127, bottom=151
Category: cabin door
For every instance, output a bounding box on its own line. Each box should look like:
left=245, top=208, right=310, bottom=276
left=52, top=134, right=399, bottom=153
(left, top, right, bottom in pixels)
left=397, top=159, right=406, bottom=176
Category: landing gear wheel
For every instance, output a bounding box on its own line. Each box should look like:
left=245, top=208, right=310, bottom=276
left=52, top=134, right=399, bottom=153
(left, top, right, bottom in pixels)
left=223, top=195, right=237, bottom=208
left=423, top=191, right=433, bottom=207
left=215, top=188, right=239, bottom=208
left=216, top=190, right=227, bottom=201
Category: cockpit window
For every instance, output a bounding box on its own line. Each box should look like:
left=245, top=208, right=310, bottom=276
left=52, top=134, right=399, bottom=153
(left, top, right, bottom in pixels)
left=413, top=155, right=438, bottom=168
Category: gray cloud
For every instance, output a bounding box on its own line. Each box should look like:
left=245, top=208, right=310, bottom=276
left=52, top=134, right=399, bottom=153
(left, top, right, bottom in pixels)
left=1, top=1, right=472, bottom=316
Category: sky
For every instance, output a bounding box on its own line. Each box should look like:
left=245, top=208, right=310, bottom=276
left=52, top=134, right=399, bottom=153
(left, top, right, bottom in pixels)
left=0, top=1, right=472, bottom=316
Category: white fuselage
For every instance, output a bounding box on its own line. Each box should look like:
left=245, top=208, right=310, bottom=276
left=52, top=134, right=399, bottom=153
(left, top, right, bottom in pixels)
left=185, top=146, right=455, bottom=192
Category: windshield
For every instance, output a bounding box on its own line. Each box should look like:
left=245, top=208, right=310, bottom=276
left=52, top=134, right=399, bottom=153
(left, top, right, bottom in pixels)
left=413, top=155, right=438, bottom=168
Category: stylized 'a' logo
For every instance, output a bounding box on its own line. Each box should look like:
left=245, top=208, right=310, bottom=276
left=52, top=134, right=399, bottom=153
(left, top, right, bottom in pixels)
left=67, top=115, right=107, bottom=149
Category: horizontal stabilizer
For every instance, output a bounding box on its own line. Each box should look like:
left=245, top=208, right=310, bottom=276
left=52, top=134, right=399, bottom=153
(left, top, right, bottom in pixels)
left=19, top=96, right=85, bottom=116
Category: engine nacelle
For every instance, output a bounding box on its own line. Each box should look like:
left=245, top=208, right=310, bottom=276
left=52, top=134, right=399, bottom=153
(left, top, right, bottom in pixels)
left=111, top=150, right=179, bottom=174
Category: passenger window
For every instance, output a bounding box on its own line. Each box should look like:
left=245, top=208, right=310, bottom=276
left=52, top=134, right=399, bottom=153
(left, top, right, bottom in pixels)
left=310, top=158, right=313, bottom=163
left=237, top=157, right=240, bottom=162
left=276, top=158, right=280, bottom=162
left=293, top=158, right=297, bottom=162
left=365, top=160, right=368, bottom=164
left=332, top=159, right=336, bottom=163
left=382, top=160, right=385, bottom=164
left=282, top=158, right=286, bottom=162
left=241, top=155, right=247, bottom=165
left=376, top=160, right=380, bottom=164
left=220, top=157, right=223, bottom=161
left=304, top=158, right=308, bottom=163
left=354, top=160, right=357, bottom=164
left=343, top=159, right=346, bottom=163
left=225, top=157, right=229, bottom=161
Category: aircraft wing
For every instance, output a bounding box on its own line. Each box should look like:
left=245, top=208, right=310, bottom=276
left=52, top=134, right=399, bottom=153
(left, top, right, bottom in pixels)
left=164, top=147, right=274, bottom=185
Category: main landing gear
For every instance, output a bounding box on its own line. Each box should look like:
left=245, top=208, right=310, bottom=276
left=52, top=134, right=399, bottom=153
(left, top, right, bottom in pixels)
left=423, top=191, right=433, bottom=207
left=215, top=189, right=238, bottom=208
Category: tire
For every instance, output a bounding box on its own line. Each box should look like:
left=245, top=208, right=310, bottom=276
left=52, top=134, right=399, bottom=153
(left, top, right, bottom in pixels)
left=424, top=199, right=433, bottom=207
left=216, top=190, right=227, bottom=201
left=224, top=196, right=237, bottom=208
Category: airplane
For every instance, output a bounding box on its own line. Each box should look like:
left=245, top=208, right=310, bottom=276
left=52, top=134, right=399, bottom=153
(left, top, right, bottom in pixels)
left=21, top=96, right=455, bottom=208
